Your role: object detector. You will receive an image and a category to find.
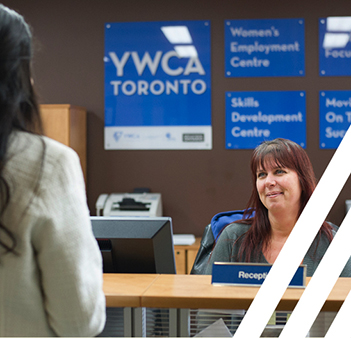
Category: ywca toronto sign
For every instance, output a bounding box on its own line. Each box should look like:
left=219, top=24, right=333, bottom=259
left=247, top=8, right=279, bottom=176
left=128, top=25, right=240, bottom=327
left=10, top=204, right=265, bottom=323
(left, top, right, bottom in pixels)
left=104, top=20, right=212, bottom=150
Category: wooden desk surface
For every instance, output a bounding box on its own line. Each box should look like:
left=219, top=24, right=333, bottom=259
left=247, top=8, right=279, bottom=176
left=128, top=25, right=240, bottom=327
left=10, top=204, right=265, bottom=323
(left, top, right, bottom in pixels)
left=103, top=274, right=351, bottom=312
left=142, top=274, right=276, bottom=310
left=103, top=274, right=158, bottom=307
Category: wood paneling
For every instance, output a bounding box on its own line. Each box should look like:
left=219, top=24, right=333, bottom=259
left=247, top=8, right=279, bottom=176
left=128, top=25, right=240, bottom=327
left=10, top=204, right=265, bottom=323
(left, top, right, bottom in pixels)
left=40, top=104, right=87, bottom=183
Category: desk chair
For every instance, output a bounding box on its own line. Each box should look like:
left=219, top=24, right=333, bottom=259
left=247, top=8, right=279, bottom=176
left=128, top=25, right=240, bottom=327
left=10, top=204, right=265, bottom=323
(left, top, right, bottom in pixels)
left=190, top=209, right=250, bottom=275
left=189, top=210, right=252, bottom=335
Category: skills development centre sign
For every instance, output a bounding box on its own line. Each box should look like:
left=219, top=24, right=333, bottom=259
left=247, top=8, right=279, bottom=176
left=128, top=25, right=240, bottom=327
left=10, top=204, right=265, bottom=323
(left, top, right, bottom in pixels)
left=226, top=91, right=306, bottom=149
left=104, top=20, right=211, bottom=150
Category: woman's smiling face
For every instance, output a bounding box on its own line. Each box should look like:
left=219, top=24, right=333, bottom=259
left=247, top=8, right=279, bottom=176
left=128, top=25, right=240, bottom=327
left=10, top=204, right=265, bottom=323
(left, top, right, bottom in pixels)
left=256, top=161, right=302, bottom=216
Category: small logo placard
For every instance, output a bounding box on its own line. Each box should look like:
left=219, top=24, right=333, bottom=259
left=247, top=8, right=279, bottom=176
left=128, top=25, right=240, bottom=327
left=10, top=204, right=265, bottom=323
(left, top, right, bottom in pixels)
left=211, top=262, right=306, bottom=288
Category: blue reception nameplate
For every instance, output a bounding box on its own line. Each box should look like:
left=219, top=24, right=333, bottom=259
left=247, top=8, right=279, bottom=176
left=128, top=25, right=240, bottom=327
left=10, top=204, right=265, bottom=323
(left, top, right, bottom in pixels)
left=211, top=263, right=306, bottom=288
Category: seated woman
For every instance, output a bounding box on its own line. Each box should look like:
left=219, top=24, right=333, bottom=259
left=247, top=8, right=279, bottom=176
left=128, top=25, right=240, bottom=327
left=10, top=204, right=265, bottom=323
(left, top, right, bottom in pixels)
left=204, top=138, right=351, bottom=277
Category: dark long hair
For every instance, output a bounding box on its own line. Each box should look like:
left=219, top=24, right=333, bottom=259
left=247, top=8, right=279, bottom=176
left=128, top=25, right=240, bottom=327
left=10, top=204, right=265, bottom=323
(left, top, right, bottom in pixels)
left=237, top=138, right=333, bottom=261
left=0, top=4, right=42, bottom=254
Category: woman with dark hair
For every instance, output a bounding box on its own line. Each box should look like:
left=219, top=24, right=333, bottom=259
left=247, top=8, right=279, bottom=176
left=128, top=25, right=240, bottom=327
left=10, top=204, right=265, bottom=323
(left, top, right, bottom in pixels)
left=204, top=138, right=351, bottom=276
left=0, top=4, right=105, bottom=336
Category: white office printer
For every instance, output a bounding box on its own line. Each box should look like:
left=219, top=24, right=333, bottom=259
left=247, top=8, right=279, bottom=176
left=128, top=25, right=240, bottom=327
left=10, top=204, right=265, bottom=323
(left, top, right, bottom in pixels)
left=96, top=192, right=162, bottom=217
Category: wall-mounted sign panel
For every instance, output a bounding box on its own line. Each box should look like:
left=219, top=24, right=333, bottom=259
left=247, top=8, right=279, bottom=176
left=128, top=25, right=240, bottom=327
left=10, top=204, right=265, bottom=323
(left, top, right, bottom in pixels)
left=104, top=21, right=211, bottom=150
left=319, top=17, right=351, bottom=76
left=225, top=19, right=305, bottom=77
left=320, top=91, right=351, bottom=148
left=226, top=91, right=306, bottom=149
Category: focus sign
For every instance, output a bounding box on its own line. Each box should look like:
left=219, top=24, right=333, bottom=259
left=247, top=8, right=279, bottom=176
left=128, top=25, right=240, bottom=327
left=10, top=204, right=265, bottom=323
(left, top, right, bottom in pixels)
left=319, top=17, right=351, bottom=76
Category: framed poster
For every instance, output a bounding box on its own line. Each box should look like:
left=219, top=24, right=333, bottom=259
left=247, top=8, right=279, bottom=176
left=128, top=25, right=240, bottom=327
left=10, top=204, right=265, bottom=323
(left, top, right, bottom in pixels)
left=104, top=20, right=212, bottom=149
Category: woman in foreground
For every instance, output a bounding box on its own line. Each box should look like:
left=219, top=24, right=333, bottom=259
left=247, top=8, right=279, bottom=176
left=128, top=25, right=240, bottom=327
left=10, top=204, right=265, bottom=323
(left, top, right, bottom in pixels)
left=204, top=138, right=351, bottom=277
left=0, top=4, right=105, bottom=336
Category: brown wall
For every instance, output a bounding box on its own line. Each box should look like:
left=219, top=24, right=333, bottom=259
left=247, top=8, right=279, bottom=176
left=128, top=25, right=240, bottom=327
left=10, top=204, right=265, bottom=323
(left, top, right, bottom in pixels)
left=4, top=0, right=351, bottom=236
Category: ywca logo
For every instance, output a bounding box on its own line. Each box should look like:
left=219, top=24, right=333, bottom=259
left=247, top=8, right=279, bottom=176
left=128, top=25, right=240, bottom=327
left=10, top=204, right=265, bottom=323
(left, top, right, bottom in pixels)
left=113, top=131, right=123, bottom=142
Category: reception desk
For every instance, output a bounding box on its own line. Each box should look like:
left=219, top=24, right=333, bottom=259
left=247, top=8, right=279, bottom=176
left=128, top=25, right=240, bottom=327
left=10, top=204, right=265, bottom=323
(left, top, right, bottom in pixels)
left=102, top=274, right=351, bottom=336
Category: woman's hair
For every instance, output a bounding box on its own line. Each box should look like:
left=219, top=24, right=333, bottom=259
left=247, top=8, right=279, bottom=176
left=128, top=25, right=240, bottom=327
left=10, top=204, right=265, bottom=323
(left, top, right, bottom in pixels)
left=237, top=138, right=333, bottom=261
left=0, top=4, right=42, bottom=254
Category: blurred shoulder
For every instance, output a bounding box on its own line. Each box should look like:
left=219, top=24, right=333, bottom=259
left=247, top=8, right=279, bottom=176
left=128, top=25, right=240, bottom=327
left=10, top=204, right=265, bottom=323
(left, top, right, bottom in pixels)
left=8, top=131, right=78, bottom=164
left=5, top=131, right=82, bottom=190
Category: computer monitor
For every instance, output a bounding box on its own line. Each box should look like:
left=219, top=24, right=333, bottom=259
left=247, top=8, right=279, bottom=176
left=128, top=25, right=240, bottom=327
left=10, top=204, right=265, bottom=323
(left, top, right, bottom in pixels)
left=90, top=216, right=176, bottom=274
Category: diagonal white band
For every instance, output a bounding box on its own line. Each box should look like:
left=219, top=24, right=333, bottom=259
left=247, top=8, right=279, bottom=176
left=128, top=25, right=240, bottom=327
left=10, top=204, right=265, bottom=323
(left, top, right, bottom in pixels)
left=233, top=125, right=351, bottom=338
left=279, top=209, right=351, bottom=337
left=324, top=288, right=351, bottom=337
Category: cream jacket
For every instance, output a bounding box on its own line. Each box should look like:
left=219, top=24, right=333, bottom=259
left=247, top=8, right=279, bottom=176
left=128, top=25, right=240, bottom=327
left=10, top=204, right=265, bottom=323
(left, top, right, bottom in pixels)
left=0, top=131, right=106, bottom=336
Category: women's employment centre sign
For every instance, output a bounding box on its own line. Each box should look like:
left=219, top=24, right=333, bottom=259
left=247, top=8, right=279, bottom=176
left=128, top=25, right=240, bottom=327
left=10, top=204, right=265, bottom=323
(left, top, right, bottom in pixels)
left=225, top=18, right=305, bottom=77
left=226, top=91, right=306, bottom=149
left=319, top=17, right=351, bottom=76
left=104, top=21, right=211, bottom=150
left=320, top=91, right=351, bottom=148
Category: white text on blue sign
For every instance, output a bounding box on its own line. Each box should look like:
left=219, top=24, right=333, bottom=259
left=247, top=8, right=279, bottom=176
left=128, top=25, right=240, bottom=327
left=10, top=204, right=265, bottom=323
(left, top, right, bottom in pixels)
left=225, top=91, right=306, bottom=149
left=319, top=17, right=351, bottom=76
left=225, top=19, right=305, bottom=77
left=320, top=91, right=351, bottom=148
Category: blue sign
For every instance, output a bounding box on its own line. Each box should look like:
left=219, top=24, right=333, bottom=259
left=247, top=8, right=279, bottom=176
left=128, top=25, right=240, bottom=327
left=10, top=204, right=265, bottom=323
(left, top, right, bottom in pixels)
left=226, top=91, right=306, bottom=149
left=104, top=21, right=212, bottom=150
left=319, top=17, right=351, bottom=76
left=225, top=19, right=305, bottom=77
left=212, top=263, right=306, bottom=287
left=320, top=91, right=351, bottom=148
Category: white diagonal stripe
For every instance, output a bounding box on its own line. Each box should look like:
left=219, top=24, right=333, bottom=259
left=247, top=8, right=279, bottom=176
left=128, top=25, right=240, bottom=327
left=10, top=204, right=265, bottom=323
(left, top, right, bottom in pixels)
left=279, top=210, right=351, bottom=337
left=233, top=125, right=351, bottom=338
left=325, top=289, right=351, bottom=337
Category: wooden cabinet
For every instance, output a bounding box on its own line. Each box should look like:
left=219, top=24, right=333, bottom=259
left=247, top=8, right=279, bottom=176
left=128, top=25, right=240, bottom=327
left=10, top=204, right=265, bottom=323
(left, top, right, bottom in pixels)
left=40, top=104, right=87, bottom=183
left=174, top=238, right=201, bottom=274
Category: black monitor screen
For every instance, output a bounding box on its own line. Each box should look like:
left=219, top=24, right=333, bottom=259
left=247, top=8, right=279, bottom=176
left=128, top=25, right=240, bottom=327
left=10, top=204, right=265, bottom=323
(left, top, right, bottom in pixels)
left=90, top=216, right=176, bottom=274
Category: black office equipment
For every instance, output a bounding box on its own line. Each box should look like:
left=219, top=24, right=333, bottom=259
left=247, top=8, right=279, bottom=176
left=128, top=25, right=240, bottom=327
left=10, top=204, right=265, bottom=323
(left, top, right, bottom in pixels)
left=90, top=216, right=176, bottom=274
